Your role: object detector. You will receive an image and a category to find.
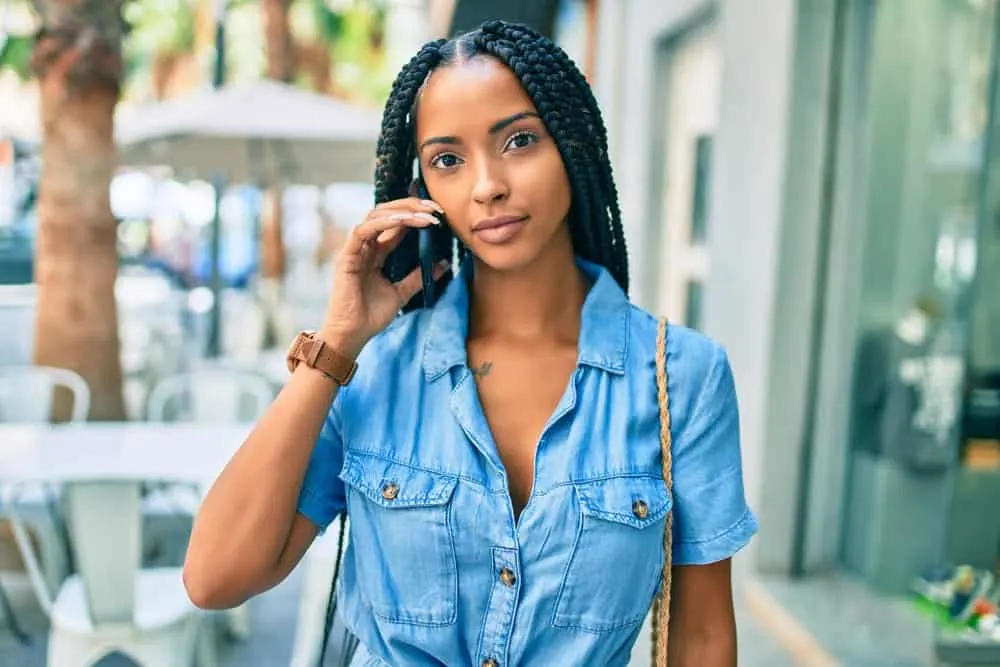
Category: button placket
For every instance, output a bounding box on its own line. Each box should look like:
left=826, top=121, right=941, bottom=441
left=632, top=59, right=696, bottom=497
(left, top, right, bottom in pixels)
left=476, top=547, right=519, bottom=667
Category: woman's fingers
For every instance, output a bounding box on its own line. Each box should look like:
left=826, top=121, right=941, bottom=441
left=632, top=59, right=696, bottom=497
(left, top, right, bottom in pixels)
left=393, top=260, right=450, bottom=306
left=372, top=226, right=409, bottom=266
left=342, top=212, right=440, bottom=257
left=373, top=197, right=444, bottom=216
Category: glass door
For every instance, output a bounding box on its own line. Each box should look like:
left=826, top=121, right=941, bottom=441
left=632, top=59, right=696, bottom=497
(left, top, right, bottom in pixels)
left=652, top=21, right=720, bottom=330
left=836, top=0, right=1000, bottom=594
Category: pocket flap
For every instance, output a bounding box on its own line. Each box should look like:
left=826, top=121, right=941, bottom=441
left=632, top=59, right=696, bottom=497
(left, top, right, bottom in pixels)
left=575, top=475, right=671, bottom=528
left=340, top=451, right=458, bottom=509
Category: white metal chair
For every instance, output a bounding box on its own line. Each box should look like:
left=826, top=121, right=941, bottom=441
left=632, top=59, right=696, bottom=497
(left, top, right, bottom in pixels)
left=0, top=365, right=91, bottom=424
left=146, top=368, right=274, bottom=424
left=3, top=480, right=216, bottom=667
left=0, top=286, right=36, bottom=367
left=144, top=368, right=274, bottom=642
left=140, top=366, right=274, bottom=546
left=0, top=365, right=90, bottom=617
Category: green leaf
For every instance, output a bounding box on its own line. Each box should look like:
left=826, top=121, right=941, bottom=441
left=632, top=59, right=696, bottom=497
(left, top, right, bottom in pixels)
left=312, top=0, right=345, bottom=44
left=123, top=0, right=195, bottom=56
left=0, top=34, right=33, bottom=81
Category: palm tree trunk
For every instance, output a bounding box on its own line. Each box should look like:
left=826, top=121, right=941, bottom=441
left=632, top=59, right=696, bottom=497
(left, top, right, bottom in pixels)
left=259, top=0, right=294, bottom=349
left=31, top=0, right=126, bottom=421
left=262, top=0, right=295, bottom=83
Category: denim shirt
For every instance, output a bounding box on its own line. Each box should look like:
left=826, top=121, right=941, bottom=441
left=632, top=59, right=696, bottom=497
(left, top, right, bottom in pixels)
left=297, top=258, right=757, bottom=667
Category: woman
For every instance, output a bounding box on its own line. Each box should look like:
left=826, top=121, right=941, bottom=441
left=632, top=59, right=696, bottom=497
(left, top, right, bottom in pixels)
left=184, top=20, right=756, bottom=667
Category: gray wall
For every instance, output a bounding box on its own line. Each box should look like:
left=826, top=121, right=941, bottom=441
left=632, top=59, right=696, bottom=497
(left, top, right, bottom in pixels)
left=705, top=0, right=821, bottom=574
left=594, top=0, right=853, bottom=574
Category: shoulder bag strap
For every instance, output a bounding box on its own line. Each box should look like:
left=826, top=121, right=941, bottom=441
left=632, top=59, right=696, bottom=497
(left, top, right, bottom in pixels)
left=651, top=316, right=673, bottom=666
left=318, top=514, right=349, bottom=667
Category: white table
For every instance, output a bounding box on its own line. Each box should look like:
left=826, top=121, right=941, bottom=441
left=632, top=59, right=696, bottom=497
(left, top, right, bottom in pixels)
left=0, top=422, right=253, bottom=647
left=0, top=422, right=252, bottom=486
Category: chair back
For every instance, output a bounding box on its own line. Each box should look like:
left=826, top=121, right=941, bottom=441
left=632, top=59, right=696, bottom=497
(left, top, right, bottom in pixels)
left=0, top=365, right=91, bottom=423
left=66, top=481, right=142, bottom=626
left=147, top=368, right=273, bottom=423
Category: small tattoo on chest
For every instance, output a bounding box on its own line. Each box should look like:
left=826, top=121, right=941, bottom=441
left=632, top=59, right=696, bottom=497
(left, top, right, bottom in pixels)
left=470, top=361, right=493, bottom=378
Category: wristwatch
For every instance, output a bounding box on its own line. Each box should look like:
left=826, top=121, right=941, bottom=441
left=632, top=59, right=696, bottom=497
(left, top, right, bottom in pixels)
left=286, top=331, right=358, bottom=385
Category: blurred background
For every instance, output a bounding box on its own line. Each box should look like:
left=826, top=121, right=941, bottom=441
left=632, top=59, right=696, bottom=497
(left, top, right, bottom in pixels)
left=1, top=0, right=1000, bottom=666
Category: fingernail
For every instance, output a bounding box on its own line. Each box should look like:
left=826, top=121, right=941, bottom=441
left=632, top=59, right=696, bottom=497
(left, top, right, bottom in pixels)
left=422, top=200, right=444, bottom=213
left=415, top=212, right=439, bottom=224
left=437, top=259, right=450, bottom=269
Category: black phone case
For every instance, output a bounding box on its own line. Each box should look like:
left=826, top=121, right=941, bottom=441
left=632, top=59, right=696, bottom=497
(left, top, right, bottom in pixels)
left=380, top=178, right=452, bottom=311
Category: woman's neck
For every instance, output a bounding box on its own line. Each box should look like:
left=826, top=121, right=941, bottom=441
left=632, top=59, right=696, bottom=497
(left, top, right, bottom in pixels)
left=468, top=242, right=589, bottom=344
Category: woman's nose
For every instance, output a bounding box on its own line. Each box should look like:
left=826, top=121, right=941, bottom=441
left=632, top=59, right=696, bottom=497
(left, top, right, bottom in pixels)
left=471, top=160, right=509, bottom=205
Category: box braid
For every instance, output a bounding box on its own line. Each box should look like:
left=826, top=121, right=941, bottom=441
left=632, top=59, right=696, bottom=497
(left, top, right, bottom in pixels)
left=377, top=20, right=628, bottom=311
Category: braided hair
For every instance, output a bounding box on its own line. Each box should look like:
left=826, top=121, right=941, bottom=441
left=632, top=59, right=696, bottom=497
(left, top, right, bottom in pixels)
left=377, top=20, right=628, bottom=310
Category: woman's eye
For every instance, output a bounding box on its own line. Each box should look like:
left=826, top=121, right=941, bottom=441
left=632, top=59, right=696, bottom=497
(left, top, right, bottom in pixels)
left=430, top=153, right=461, bottom=169
left=504, top=131, right=538, bottom=151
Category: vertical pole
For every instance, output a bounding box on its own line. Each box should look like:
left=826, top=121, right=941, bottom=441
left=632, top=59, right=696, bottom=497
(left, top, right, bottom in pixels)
left=206, top=0, right=227, bottom=358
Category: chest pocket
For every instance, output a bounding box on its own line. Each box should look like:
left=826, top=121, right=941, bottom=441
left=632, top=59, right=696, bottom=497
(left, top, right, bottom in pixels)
left=340, top=451, right=459, bottom=626
left=552, top=475, right=671, bottom=633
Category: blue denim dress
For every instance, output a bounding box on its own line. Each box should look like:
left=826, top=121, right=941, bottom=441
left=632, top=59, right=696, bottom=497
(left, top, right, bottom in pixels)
left=297, top=258, right=757, bottom=667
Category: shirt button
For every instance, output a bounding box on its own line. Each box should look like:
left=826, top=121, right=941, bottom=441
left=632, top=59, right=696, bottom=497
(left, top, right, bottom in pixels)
left=482, top=659, right=499, bottom=667
left=499, top=567, right=516, bottom=587
left=381, top=482, right=399, bottom=500
left=632, top=499, right=649, bottom=520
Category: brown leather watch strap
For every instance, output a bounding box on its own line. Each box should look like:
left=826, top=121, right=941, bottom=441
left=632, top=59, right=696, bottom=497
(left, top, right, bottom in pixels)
left=287, top=331, right=358, bottom=385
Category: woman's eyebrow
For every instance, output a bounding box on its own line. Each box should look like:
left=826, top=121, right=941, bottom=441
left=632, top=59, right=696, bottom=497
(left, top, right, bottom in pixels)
left=488, top=110, right=540, bottom=135
left=418, top=111, right=541, bottom=152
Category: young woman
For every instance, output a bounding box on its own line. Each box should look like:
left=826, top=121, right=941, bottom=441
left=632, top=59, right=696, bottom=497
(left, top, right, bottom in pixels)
left=184, top=20, right=756, bottom=667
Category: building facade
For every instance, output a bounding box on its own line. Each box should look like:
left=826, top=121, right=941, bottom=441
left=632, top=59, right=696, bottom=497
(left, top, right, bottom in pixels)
left=595, top=0, right=1000, bottom=662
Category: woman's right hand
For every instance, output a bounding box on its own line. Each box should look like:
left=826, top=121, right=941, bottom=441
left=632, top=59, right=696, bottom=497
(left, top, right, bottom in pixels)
left=317, top=197, right=448, bottom=358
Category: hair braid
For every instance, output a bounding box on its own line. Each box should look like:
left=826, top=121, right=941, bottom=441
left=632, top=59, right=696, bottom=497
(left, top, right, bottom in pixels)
left=375, top=40, right=459, bottom=300
left=375, top=20, right=629, bottom=306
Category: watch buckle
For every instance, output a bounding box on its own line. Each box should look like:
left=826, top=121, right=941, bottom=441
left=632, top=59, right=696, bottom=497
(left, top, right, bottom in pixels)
left=306, top=336, right=325, bottom=368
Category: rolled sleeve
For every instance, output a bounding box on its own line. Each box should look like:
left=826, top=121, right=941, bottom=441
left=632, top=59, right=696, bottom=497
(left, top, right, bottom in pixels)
left=671, top=343, right=758, bottom=565
left=296, top=396, right=347, bottom=532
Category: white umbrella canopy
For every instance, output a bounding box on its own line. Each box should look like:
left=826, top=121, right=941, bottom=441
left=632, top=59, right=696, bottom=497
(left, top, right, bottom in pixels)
left=115, top=80, right=384, bottom=186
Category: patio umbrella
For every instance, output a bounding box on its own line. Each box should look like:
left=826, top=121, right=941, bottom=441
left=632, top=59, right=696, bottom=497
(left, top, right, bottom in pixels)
left=115, top=80, right=383, bottom=186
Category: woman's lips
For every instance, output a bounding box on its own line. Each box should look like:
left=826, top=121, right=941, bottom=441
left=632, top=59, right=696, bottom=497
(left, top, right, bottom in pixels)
left=471, top=215, right=528, bottom=244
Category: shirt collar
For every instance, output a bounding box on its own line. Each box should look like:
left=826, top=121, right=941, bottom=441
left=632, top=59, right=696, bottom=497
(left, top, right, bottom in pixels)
left=422, top=257, right=630, bottom=380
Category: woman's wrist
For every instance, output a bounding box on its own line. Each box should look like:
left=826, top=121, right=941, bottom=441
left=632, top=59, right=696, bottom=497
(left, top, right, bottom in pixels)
left=315, top=326, right=367, bottom=361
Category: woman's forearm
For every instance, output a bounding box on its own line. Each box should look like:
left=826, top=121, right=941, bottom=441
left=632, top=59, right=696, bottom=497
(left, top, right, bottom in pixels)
left=183, top=364, right=339, bottom=607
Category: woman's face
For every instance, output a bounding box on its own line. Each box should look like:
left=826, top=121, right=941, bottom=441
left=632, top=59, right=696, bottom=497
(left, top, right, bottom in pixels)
left=415, top=56, right=573, bottom=272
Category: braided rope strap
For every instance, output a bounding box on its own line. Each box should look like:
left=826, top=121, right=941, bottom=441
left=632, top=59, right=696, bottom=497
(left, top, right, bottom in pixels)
left=650, top=316, right=673, bottom=666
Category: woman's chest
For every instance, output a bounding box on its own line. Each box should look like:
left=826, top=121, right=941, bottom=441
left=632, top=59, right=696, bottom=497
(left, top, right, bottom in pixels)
left=338, top=366, right=671, bottom=634
left=343, top=363, right=664, bottom=492
left=469, top=344, right=579, bottom=515
left=340, top=447, right=671, bottom=634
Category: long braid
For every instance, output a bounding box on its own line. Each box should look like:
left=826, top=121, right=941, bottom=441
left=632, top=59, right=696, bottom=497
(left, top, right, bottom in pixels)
left=375, top=40, right=459, bottom=305
left=375, top=20, right=629, bottom=305
left=374, top=40, right=445, bottom=204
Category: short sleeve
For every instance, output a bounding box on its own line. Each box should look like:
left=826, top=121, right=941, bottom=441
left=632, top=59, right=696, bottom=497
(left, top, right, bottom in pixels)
left=296, top=395, right=347, bottom=532
left=670, top=344, right=758, bottom=565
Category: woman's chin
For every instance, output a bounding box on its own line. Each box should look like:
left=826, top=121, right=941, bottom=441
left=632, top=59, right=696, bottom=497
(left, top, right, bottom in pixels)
left=466, top=243, right=540, bottom=274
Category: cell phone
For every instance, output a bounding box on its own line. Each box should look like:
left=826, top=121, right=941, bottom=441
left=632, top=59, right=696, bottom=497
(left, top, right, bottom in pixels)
left=414, top=176, right=440, bottom=308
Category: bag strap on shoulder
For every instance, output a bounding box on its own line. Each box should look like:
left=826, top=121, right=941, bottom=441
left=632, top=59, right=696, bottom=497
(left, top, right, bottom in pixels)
left=651, top=316, right=673, bottom=666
